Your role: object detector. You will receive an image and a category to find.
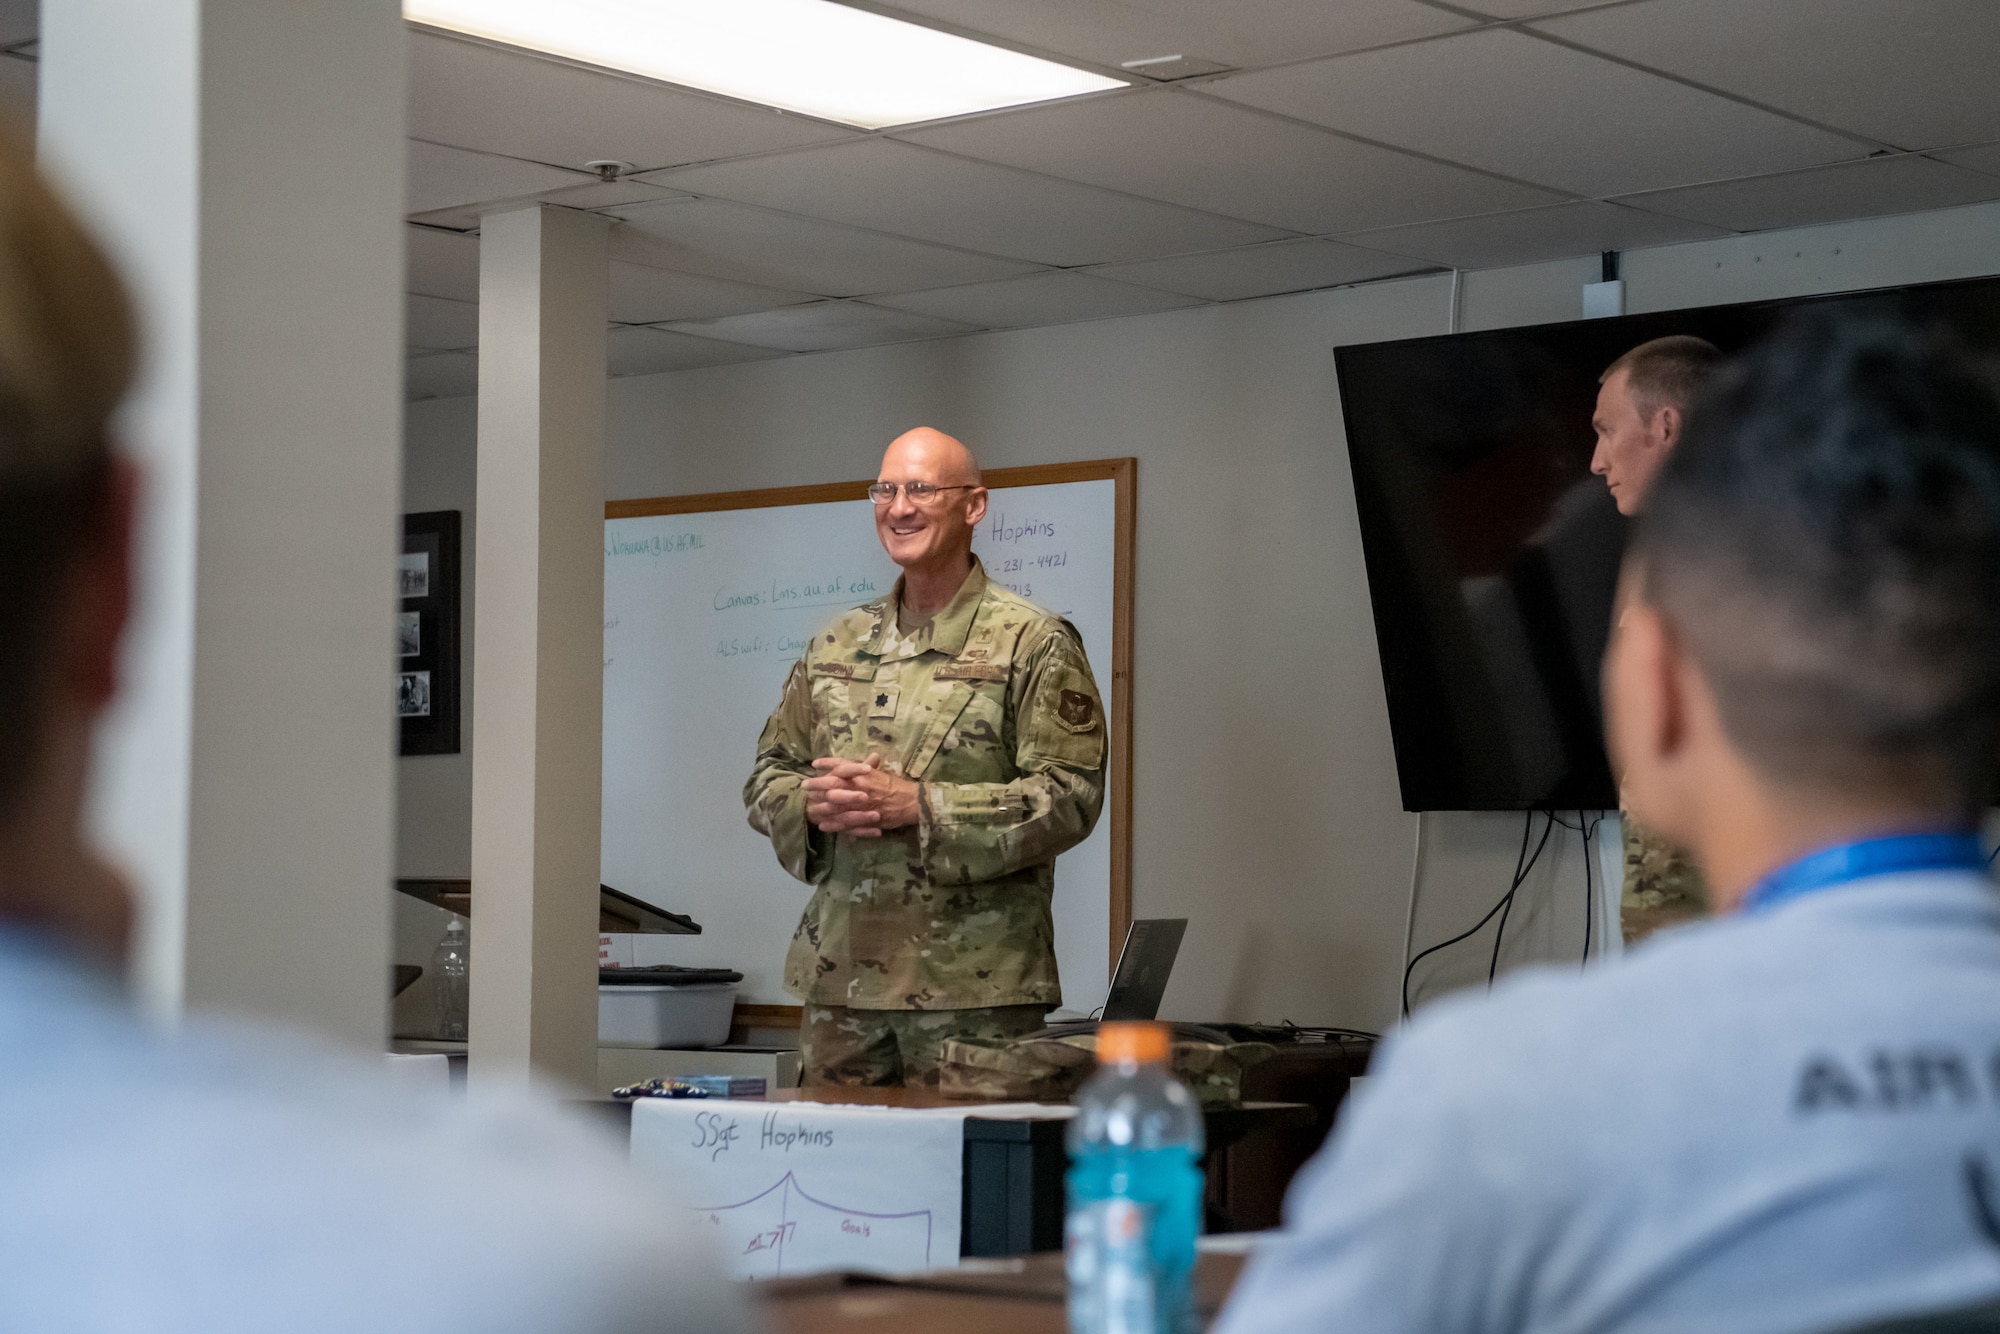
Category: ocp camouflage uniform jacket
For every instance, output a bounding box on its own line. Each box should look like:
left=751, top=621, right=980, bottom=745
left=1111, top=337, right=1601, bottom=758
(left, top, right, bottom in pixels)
left=745, top=558, right=1106, bottom=1011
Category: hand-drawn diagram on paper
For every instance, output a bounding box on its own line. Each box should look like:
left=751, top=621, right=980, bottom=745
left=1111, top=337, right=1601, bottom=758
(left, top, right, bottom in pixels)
left=693, top=1169, right=936, bottom=1280
left=632, top=1099, right=1071, bottom=1278
left=629, top=1101, right=971, bottom=1279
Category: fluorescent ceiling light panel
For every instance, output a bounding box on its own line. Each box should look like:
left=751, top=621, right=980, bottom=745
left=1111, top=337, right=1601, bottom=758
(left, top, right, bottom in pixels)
left=404, top=0, right=1126, bottom=129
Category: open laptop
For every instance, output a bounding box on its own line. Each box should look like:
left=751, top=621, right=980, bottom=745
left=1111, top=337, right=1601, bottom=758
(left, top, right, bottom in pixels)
left=1098, top=918, right=1189, bottom=1021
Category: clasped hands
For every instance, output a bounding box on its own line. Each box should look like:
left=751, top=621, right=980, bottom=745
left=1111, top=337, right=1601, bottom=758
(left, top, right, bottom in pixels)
left=803, top=752, right=922, bottom=837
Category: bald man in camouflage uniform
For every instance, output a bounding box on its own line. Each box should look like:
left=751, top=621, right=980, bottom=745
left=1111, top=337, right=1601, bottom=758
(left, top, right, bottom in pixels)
left=1591, top=335, right=1723, bottom=941
left=745, top=428, right=1105, bottom=1088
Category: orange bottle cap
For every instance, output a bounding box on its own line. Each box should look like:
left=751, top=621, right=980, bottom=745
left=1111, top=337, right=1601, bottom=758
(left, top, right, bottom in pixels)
left=1096, top=1021, right=1170, bottom=1065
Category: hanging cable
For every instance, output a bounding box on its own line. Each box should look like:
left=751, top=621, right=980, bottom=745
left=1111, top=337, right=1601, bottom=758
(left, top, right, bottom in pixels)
left=1405, top=810, right=1556, bottom=1014
left=1510, top=809, right=1606, bottom=968
left=1398, top=812, right=1427, bottom=1020
left=1580, top=809, right=1594, bottom=965
left=1552, top=810, right=1609, bottom=965
left=1489, top=811, right=1553, bottom=985
left=1403, top=813, right=1529, bottom=1016
left=1488, top=874, right=1517, bottom=985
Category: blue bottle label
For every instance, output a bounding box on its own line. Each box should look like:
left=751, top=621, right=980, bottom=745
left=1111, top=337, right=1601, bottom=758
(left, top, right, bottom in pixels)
left=1067, top=1197, right=1159, bottom=1334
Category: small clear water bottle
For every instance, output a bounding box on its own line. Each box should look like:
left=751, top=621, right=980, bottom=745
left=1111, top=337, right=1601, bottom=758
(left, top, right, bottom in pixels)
left=1066, top=1021, right=1205, bottom=1334
left=430, top=916, right=469, bottom=1042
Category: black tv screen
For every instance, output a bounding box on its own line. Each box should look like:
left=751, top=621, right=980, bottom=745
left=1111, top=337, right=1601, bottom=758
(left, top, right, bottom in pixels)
left=1336, top=274, right=2000, bottom=812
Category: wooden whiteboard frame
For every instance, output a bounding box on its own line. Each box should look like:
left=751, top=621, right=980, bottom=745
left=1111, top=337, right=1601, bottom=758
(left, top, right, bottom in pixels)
left=606, top=457, right=1137, bottom=1007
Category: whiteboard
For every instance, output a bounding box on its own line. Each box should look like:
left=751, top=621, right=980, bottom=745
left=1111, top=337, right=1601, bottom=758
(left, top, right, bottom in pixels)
left=602, top=472, right=1124, bottom=1008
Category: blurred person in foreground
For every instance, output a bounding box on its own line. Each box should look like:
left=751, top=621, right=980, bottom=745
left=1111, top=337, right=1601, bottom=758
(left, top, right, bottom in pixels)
left=1217, top=313, right=2000, bottom=1332
left=0, top=133, right=749, bottom=1332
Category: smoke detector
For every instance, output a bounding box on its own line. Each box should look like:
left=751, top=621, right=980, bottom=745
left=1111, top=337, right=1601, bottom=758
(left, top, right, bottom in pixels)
left=1118, top=54, right=1232, bottom=81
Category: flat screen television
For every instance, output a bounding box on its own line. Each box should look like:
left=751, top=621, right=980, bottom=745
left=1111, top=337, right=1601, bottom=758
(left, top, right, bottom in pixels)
left=1336, top=274, right=2000, bottom=812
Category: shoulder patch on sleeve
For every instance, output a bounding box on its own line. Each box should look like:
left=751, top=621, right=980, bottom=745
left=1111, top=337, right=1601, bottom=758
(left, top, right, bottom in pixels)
left=1057, top=689, right=1096, bottom=730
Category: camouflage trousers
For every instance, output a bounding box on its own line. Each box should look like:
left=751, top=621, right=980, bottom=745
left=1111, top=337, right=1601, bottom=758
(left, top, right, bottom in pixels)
left=1622, top=812, right=1708, bottom=945
left=800, top=1004, right=1049, bottom=1090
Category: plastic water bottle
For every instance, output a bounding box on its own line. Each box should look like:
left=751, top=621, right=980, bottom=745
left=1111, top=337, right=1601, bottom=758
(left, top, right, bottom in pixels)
left=430, top=917, right=469, bottom=1042
left=1066, top=1021, right=1205, bottom=1334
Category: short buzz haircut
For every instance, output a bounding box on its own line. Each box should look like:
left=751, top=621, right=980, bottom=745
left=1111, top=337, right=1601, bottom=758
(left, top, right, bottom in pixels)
left=1602, top=335, right=1724, bottom=419
left=0, top=121, right=137, bottom=815
left=1634, top=313, right=2000, bottom=808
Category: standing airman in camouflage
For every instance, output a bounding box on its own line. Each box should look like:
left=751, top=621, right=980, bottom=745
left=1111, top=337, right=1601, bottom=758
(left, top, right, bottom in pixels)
left=1591, top=335, right=1723, bottom=942
left=745, top=428, right=1106, bottom=1088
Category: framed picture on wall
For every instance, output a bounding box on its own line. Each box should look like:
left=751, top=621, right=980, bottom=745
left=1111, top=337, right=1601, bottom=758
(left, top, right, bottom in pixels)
left=399, top=510, right=461, bottom=756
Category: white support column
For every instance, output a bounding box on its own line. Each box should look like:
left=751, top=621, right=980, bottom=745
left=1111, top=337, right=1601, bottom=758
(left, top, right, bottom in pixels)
left=470, top=205, right=609, bottom=1093
left=37, top=1, right=406, bottom=1046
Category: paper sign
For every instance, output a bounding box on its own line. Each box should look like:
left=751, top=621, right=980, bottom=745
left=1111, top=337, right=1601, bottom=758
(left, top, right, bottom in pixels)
left=629, top=1099, right=1069, bottom=1279
left=598, top=933, right=698, bottom=968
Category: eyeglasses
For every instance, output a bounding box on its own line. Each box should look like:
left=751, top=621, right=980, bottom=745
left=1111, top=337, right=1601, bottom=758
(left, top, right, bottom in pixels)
left=867, top=482, right=977, bottom=506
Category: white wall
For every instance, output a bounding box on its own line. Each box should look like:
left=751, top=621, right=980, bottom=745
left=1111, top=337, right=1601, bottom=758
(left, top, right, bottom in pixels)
left=399, top=394, right=477, bottom=878
left=401, top=197, right=2000, bottom=1034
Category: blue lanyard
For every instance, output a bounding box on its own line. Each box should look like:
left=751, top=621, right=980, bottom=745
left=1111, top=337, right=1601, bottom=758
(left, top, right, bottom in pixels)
left=1743, top=831, right=1988, bottom=913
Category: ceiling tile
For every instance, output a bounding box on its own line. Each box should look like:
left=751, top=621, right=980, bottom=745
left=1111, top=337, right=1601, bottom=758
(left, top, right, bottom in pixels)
left=1937, top=142, right=2000, bottom=178
left=1088, top=237, right=1437, bottom=300
left=1128, top=0, right=1476, bottom=64
left=1537, top=0, right=2000, bottom=150
left=537, top=179, right=684, bottom=211
left=607, top=197, right=1042, bottom=296
left=1343, top=200, right=1730, bottom=269
left=872, top=0, right=1472, bottom=69
left=406, top=351, right=479, bottom=401
left=1447, top=0, right=1619, bottom=15
left=901, top=88, right=1561, bottom=234
left=649, top=138, right=1286, bottom=266
left=662, top=301, right=980, bottom=353
left=407, top=176, right=690, bottom=232
left=607, top=325, right=790, bottom=376
left=871, top=271, right=1201, bottom=328
left=406, top=203, right=489, bottom=231
left=407, top=139, right=592, bottom=216
left=1618, top=154, right=2000, bottom=233
left=408, top=29, right=853, bottom=173
left=404, top=204, right=480, bottom=232
left=608, top=259, right=815, bottom=324
left=1206, top=27, right=1867, bottom=197
left=406, top=225, right=481, bottom=303
left=406, top=293, right=479, bottom=351
left=411, top=328, right=791, bottom=388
